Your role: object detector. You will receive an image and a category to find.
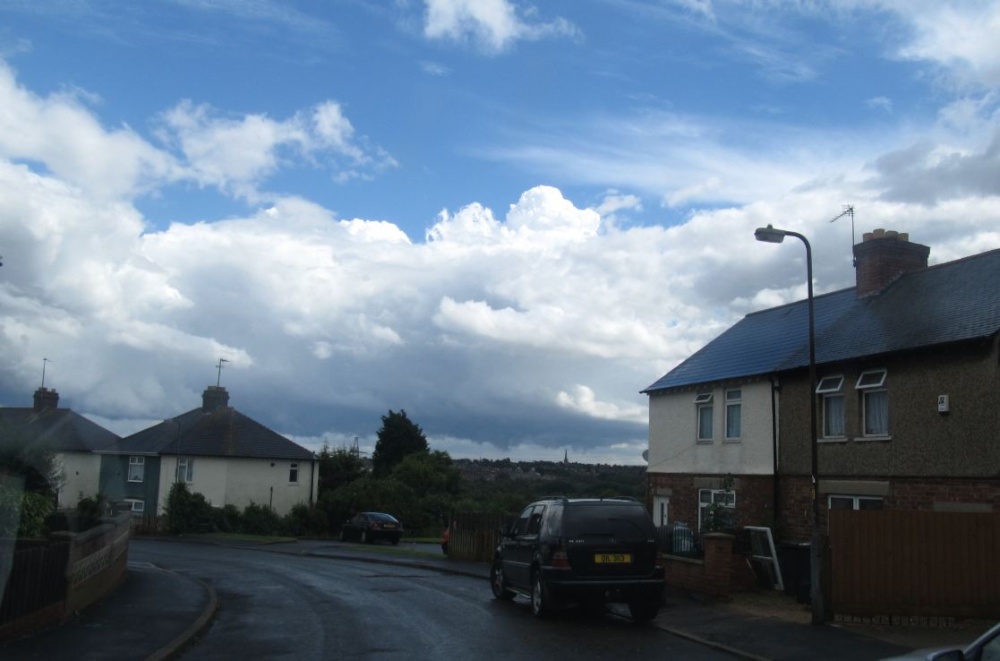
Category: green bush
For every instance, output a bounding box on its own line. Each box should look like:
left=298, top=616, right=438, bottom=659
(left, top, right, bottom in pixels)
left=165, top=482, right=215, bottom=534
left=0, top=483, right=55, bottom=537
left=240, top=502, right=282, bottom=536
left=284, top=503, right=328, bottom=537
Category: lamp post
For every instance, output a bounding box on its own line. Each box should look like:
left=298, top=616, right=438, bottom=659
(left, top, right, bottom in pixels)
left=754, top=224, right=824, bottom=624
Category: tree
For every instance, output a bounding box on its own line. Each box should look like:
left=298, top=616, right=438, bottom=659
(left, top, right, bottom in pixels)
left=371, top=410, right=428, bottom=478
left=317, top=443, right=367, bottom=493
left=391, top=451, right=461, bottom=496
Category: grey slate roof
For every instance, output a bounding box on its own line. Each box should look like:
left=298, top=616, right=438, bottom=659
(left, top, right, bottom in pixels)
left=99, top=406, right=315, bottom=461
left=643, top=248, right=1000, bottom=394
left=0, top=407, right=121, bottom=452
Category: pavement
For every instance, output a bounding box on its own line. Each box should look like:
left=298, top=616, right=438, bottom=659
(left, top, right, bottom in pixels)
left=0, top=537, right=988, bottom=661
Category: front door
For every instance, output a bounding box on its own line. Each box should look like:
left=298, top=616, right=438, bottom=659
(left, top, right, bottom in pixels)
left=652, top=495, right=669, bottom=528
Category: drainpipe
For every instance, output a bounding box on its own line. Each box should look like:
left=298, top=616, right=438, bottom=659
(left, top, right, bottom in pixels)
left=769, top=375, right=781, bottom=526
left=309, top=459, right=316, bottom=506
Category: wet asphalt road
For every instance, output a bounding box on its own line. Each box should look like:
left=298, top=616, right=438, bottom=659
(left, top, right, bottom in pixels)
left=132, top=539, right=740, bottom=661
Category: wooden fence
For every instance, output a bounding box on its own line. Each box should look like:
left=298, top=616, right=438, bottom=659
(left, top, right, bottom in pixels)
left=829, top=509, right=1000, bottom=619
left=447, top=512, right=511, bottom=562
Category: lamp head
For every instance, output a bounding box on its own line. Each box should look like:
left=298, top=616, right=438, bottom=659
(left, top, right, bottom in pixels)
left=754, top=224, right=786, bottom=244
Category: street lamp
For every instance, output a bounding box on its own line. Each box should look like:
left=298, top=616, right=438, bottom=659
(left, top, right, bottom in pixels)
left=754, top=223, right=824, bottom=624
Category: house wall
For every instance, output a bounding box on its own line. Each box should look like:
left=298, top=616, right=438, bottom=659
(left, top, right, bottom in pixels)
left=97, top=454, right=161, bottom=515
left=778, top=339, right=1000, bottom=479
left=56, top=452, right=102, bottom=509
left=647, top=379, right=774, bottom=475
left=648, top=473, right=774, bottom=531
left=156, top=456, right=316, bottom=517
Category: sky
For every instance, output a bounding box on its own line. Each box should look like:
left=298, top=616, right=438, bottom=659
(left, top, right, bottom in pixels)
left=1, top=0, right=999, bottom=466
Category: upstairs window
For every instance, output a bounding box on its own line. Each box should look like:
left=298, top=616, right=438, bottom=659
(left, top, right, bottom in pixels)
left=725, top=389, right=742, bottom=440
left=695, top=392, right=713, bottom=441
left=128, top=456, right=145, bottom=483
left=816, top=376, right=845, bottom=438
left=176, top=457, right=194, bottom=483
left=856, top=369, right=889, bottom=437
left=289, top=463, right=299, bottom=483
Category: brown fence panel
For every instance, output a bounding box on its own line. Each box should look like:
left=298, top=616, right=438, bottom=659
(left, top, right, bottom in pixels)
left=0, top=540, right=70, bottom=627
left=447, top=512, right=512, bottom=563
left=829, top=510, right=1000, bottom=619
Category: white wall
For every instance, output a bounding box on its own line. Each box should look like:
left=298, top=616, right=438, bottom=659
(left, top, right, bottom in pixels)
left=647, top=380, right=775, bottom=475
left=56, top=451, right=102, bottom=508
left=157, top=456, right=317, bottom=517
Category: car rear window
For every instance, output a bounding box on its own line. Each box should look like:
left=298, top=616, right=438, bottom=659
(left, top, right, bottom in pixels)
left=564, top=504, right=655, bottom=539
left=367, top=513, right=399, bottom=523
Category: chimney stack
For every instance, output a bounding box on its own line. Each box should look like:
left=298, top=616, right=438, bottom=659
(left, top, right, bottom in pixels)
left=202, top=385, right=230, bottom=412
left=853, top=229, right=930, bottom=297
left=33, top=387, right=59, bottom=412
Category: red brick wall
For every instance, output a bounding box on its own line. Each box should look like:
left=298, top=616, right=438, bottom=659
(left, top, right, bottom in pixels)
left=777, top=476, right=1000, bottom=543
left=647, top=473, right=775, bottom=530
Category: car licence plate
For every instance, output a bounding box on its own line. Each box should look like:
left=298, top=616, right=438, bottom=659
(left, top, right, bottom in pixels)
left=594, top=553, right=632, bottom=564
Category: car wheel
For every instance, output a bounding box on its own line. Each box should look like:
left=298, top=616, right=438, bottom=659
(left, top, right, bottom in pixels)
left=391, top=536, right=399, bottom=546
left=360, top=529, right=369, bottom=544
left=627, top=598, right=660, bottom=623
left=531, top=571, right=555, bottom=618
left=490, top=561, right=515, bottom=601
left=340, top=528, right=348, bottom=542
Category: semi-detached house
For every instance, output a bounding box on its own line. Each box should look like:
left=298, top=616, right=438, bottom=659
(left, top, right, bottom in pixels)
left=643, top=229, right=1000, bottom=543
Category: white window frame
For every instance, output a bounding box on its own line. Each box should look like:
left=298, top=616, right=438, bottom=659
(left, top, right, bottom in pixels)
left=127, top=456, right=145, bottom=483
left=695, top=392, right=714, bottom=442
left=724, top=388, right=742, bottom=441
left=123, top=498, right=145, bottom=516
left=289, top=462, right=299, bottom=484
left=828, top=495, right=884, bottom=511
left=856, top=369, right=889, bottom=438
left=697, top=488, right=736, bottom=531
left=176, top=457, right=194, bottom=483
left=816, top=376, right=846, bottom=439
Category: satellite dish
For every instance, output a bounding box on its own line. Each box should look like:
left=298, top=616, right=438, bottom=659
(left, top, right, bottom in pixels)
left=641, top=449, right=649, bottom=462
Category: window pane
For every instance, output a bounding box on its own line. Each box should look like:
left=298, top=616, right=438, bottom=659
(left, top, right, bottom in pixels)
left=726, top=402, right=741, bottom=438
left=864, top=390, right=889, bottom=435
left=829, top=496, right=854, bottom=510
left=823, top=394, right=845, bottom=437
left=698, top=405, right=713, bottom=440
left=858, top=498, right=883, bottom=511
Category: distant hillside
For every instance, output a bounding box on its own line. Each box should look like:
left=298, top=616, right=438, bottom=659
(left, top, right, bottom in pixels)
left=453, top=458, right=647, bottom=507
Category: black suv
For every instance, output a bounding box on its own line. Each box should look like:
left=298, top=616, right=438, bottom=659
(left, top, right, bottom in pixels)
left=490, top=496, right=665, bottom=621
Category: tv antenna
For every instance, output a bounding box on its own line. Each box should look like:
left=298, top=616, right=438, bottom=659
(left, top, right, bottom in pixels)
left=41, top=357, right=51, bottom=389
left=215, top=358, right=229, bottom=387
left=829, top=205, right=856, bottom=266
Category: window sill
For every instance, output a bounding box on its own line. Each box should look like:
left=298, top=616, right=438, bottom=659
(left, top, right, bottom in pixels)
left=853, top=435, right=892, bottom=442
left=696, top=439, right=714, bottom=445
left=818, top=437, right=848, bottom=444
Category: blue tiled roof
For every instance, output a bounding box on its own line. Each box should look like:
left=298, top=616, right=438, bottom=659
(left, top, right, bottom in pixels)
left=643, top=248, right=1000, bottom=393
left=100, top=406, right=315, bottom=461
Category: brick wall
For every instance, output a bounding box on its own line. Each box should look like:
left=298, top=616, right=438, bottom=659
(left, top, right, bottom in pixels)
left=648, top=473, right=775, bottom=531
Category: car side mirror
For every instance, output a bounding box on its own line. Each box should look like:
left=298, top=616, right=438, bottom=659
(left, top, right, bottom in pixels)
left=928, top=651, right=965, bottom=661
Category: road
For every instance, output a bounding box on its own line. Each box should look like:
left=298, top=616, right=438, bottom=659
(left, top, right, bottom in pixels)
left=132, top=539, right=741, bottom=660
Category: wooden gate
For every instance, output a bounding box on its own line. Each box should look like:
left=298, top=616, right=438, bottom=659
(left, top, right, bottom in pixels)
left=828, top=510, right=1000, bottom=619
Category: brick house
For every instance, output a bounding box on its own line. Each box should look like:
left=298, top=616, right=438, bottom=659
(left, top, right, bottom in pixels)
left=643, top=229, right=1000, bottom=543
left=97, top=386, right=318, bottom=518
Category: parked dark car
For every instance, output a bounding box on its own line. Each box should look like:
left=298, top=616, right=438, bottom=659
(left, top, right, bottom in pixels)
left=880, top=620, right=1000, bottom=661
left=490, top=496, right=664, bottom=621
left=340, top=512, right=403, bottom=545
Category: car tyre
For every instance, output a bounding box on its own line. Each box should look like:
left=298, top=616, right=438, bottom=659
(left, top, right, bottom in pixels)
left=627, top=598, right=660, bottom=623
left=391, top=536, right=400, bottom=546
left=339, top=528, right=347, bottom=542
left=361, top=529, right=369, bottom=544
left=490, top=561, right=515, bottom=601
left=531, top=571, right=555, bottom=618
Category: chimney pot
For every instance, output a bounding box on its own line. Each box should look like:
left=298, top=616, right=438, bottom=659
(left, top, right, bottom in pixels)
left=853, top=229, right=929, bottom=297
left=202, top=386, right=230, bottom=412
left=33, top=387, right=60, bottom=412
